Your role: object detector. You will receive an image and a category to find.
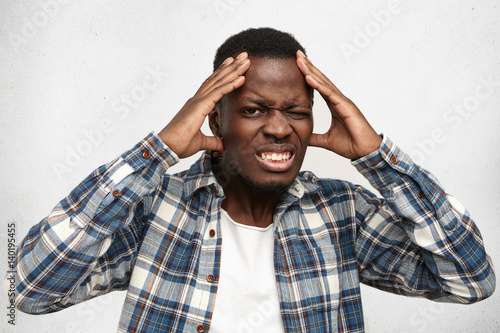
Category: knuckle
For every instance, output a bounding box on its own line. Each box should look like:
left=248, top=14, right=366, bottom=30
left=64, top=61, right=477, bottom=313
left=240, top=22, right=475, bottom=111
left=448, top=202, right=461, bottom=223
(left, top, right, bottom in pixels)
left=211, top=85, right=224, bottom=96
left=211, top=71, right=221, bottom=81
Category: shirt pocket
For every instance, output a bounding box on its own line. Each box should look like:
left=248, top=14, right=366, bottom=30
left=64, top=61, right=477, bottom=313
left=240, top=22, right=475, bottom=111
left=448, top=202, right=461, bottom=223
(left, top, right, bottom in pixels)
left=284, top=242, right=342, bottom=330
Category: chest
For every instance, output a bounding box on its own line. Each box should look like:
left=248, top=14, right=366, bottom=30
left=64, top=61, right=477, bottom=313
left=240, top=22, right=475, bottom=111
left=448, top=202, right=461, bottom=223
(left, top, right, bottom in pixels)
left=126, top=193, right=362, bottom=332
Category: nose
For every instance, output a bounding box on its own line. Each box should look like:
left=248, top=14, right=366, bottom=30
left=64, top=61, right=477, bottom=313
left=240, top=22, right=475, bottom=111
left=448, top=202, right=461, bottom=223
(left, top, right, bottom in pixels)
left=262, top=110, right=293, bottom=139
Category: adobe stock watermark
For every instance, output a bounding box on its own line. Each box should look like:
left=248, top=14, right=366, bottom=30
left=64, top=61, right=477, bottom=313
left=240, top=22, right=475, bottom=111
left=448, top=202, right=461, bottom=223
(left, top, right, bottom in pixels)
left=235, top=290, right=281, bottom=333
left=51, top=65, right=169, bottom=180
left=7, top=0, right=73, bottom=53
left=63, top=292, right=115, bottom=333
left=410, top=74, right=499, bottom=165
left=340, top=0, right=401, bottom=63
left=213, top=0, right=244, bottom=21
left=5, top=222, right=18, bottom=326
left=405, top=302, right=444, bottom=333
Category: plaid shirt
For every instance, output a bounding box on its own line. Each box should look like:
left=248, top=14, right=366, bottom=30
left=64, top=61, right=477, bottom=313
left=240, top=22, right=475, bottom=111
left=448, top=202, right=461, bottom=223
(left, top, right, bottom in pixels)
left=12, top=132, right=495, bottom=332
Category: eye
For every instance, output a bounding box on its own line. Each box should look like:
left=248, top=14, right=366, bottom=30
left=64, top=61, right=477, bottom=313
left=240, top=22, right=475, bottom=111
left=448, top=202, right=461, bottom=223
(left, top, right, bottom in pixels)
left=286, top=110, right=312, bottom=120
left=242, top=108, right=263, bottom=116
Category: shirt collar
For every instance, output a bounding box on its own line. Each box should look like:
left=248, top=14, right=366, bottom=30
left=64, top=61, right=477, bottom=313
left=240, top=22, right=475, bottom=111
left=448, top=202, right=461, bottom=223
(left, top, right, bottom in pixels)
left=182, top=151, right=321, bottom=199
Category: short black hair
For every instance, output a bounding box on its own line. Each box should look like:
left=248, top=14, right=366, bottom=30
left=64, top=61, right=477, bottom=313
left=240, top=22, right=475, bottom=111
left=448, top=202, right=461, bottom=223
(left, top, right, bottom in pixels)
left=213, top=27, right=307, bottom=70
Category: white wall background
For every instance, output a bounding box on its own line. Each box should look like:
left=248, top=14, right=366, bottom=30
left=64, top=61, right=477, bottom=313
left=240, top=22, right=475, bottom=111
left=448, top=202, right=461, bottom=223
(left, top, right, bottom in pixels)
left=1, top=0, right=499, bottom=332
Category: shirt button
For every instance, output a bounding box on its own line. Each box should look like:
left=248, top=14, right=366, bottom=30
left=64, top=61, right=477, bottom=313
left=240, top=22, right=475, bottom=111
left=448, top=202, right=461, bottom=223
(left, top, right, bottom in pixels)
left=418, top=191, right=425, bottom=198
left=214, top=187, right=219, bottom=194
left=206, top=275, right=215, bottom=283
left=112, top=189, right=120, bottom=197
left=142, top=149, right=151, bottom=159
left=390, top=156, right=398, bottom=164
left=209, top=229, right=216, bottom=237
left=197, top=325, right=205, bottom=332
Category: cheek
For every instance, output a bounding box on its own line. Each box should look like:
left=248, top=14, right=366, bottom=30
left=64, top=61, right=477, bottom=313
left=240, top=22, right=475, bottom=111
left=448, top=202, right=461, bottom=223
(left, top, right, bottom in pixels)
left=226, top=120, right=260, bottom=142
left=293, top=120, right=314, bottom=142
left=223, top=127, right=256, bottom=158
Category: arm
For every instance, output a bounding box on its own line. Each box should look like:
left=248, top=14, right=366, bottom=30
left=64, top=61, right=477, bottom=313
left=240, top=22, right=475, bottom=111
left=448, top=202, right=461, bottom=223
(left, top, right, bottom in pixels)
left=10, top=53, right=251, bottom=314
left=296, top=51, right=495, bottom=302
left=353, top=136, right=495, bottom=302
left=12, top=134, right=176, bottom=314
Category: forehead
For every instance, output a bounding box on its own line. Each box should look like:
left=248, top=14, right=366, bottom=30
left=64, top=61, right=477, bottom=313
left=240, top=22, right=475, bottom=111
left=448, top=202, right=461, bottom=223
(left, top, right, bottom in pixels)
left=227, top=56, right=311, bottom=106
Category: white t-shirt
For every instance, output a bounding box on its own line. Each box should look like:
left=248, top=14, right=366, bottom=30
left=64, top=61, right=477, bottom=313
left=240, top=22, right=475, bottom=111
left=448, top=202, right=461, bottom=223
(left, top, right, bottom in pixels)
left=209, top=210, right=285, bottom=333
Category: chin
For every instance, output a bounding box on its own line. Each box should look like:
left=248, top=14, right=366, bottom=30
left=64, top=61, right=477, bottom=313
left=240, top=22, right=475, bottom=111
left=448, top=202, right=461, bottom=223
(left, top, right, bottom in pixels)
left=242, top=175, right=293, bottom=194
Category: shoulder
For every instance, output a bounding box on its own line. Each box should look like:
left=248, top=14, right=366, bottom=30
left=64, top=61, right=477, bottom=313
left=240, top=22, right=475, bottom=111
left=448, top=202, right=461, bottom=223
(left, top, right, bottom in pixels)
left=298, top=170, right=381, bottom=210
left=299, top=170, right=359, bottom=197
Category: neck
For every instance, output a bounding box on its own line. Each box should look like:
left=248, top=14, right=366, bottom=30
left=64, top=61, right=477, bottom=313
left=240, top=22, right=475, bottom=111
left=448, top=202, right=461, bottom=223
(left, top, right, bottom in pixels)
left=213, top=161, right=284, bottom=228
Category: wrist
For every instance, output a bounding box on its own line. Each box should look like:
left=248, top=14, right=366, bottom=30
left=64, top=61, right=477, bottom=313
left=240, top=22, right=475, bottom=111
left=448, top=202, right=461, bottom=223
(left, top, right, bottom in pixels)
left=352, top=135, right=382, bottom=160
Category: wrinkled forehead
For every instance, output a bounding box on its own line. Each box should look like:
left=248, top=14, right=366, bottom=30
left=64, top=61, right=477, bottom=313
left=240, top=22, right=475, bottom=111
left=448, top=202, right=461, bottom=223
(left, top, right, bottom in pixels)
left=223, top=56, right=313, bottom=107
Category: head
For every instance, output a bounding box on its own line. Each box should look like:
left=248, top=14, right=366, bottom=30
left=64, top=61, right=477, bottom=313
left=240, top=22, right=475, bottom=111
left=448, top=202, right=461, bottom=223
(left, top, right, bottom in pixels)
left=213, top=27, right=308, bottom=71
left=210, top=28, right=314, bottom=193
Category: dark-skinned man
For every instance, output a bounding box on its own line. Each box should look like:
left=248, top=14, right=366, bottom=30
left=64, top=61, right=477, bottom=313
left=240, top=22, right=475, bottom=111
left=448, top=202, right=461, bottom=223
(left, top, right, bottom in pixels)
left=9, top=28, right=495, bottom=332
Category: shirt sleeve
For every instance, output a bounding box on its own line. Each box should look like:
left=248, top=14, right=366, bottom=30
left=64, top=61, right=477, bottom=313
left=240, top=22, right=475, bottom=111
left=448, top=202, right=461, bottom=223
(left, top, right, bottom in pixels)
left=351, top=135, right=496, bottom=303
left=9, top=132, right=179, bottom=314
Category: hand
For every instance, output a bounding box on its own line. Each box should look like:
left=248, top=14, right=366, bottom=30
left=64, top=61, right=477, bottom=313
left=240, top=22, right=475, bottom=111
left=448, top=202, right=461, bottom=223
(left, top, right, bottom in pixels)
left=296, top=50, right=382, bottom=160
left=159, top=53, right=251, bottom=158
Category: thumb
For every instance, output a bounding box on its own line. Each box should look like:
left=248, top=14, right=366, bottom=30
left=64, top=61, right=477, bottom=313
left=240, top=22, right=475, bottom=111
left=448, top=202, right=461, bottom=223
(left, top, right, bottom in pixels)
left=308, top=133, right=327, bottom=149
left=202, top=135, right=224, bottom=152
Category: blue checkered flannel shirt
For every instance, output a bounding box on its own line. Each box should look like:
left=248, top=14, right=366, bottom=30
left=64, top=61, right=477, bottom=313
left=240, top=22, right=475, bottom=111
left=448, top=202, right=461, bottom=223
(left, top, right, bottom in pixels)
left=11, top=132, right=495, bottom=332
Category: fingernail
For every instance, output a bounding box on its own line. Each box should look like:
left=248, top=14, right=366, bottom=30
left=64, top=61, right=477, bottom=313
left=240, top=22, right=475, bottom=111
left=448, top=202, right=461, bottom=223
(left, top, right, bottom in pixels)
left=238, top=59, right=250, bottom=67
left=223, top=57, right=233, bottom=65
left=236, top=52, right=247, bottom=60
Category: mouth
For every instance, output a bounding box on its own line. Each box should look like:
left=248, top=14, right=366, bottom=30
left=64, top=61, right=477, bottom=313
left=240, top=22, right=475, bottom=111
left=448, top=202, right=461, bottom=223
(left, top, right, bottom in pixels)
left=255, top=149, right=295, bottom=172
left=257, top=151, right=292, bottom=162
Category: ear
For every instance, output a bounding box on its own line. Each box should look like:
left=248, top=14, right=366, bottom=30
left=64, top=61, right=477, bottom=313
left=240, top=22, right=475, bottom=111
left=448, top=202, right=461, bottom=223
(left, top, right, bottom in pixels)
left=209, top=103, right=222, bottom=138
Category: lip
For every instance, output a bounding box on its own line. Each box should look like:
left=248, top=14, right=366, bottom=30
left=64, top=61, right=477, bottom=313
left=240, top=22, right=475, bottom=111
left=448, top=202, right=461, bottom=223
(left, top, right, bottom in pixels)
left=255, top=145, right=296, bottom=172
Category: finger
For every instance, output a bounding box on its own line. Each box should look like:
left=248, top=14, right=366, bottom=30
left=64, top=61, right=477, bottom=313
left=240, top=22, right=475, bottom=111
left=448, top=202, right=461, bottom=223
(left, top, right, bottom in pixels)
left=195, top=57, right=233, bottom=95
left=303, top=74, right=347, bottom=110
left=296, top=51, right=330, bottom=84
left=221, top=56, right=235, bottom=67
left=210, top=53, right=245, bottom=81
left=304, top=62, right=340, bottom=95
left=203, top=74, right=247, bottom=108
left=202, top=135, right=224, bottom=152
left=296, top=55, right=339, bottom=102
left=204, top=58, right=250, bottom=95
left=308, top=133, right=329, bottom=149
left=191, top=74, right=248, bottom=119
left=296, top=56, right=349, bottom=108
left=197, top=60, right=249, bottom=99
left=296, top=52, right=343, bottom=96
left=199, top=52, right=249, bottom=95
left=296, top=50, right=313, bottom=76
left=199, top=56, right=250, bottom=107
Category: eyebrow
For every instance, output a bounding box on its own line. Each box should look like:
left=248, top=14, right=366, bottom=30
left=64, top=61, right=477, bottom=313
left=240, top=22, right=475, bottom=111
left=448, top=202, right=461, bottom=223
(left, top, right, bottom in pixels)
left=245, top=98, right=311, bottom=110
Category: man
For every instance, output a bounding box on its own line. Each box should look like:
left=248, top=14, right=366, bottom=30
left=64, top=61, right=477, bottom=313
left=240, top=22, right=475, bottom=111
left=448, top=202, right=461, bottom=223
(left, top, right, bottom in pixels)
left=8, top=28, right=495, bottom=332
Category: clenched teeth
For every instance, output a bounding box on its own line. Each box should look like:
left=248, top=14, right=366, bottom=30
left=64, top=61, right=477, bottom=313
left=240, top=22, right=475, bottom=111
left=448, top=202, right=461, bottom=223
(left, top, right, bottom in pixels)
left=259, top=152, right=292, bottom=162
